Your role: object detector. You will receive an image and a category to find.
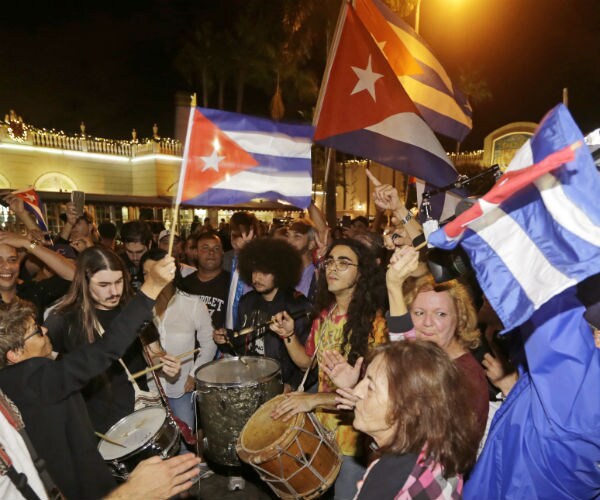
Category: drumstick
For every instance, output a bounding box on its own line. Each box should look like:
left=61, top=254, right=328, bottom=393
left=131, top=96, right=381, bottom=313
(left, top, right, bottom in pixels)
left=414, top=240, right=427, bottom=251
left=130, top=347, right=202, bottom=380
left=232, top=319, right=276, bottom=338
left=95, top=432, right=126, bottom=448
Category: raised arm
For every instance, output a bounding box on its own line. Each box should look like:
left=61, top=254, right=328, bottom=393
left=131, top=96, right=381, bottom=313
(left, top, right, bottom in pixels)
left=33, top=256, right=176, bottom=402
left=0, top=231, right=76, bottom=281
left=4, top=195, right=41, bottom=234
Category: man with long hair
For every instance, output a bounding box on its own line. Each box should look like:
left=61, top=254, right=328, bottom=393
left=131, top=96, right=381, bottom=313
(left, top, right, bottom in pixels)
left=270, top=238, right=388, bottom=500
left=43, top=246, right=180, bottom=434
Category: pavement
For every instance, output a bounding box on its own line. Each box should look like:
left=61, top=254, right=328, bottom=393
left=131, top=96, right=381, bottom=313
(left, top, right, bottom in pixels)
left=193, top=462, right=276, bottom=500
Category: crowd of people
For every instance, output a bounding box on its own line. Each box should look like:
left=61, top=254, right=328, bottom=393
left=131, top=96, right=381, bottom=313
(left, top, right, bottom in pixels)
left=0, top=176, right=596, bottom=500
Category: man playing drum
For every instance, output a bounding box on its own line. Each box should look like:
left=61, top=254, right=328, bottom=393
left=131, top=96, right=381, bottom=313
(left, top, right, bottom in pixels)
left=43, top=247, right=182, bottom=435
left=214, top=238, right=314, bottom=391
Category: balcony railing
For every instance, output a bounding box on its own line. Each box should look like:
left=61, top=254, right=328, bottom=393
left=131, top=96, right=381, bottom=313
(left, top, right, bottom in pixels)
left=0, top=115, right=182, bottom=158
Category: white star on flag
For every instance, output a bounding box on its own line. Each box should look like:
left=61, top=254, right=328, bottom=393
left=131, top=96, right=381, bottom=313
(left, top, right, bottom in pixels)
left=200, top=149, right=225, bottom=172
left=24, top=194, right=35, bottom=202
left=350, top=54, right=383, bottom=101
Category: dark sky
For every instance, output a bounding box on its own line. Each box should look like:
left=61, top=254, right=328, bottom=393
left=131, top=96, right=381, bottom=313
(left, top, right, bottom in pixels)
left=1, top=0, right=599, bottom=150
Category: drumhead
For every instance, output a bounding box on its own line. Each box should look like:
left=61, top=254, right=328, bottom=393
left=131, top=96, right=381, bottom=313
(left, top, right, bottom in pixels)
left=238, top=394, right=302, bottom=454
left=195, top=356, right=281, bottom=388
left=98, top=407, right=167, bottom=460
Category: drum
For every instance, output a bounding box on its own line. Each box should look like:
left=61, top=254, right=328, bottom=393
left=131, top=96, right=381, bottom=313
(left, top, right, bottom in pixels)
left=237, top=394, right=342, bottom=499
left=98, top=406, right=180, bottom=480
left=195, top=356, right=282, bottom=466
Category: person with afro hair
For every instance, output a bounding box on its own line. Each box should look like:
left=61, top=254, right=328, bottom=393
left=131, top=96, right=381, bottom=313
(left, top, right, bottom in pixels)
left=213, top=237, right=315, bottom=391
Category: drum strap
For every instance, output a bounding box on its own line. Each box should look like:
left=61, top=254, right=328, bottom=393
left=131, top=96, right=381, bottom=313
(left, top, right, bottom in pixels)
left=297, top=334, right=322, bottom=393
left=139, top=340, right=197, bottom=446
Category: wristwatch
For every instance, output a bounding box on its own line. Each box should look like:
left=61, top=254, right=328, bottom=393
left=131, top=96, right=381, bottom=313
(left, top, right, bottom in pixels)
left=400, top=211, right=412, bottom=225
left=27, top=239, right=39, bottom=252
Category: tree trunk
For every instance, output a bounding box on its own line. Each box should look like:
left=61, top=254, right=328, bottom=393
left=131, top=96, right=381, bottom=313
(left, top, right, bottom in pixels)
left=325, top=148, right=337, bottom=228
left=236, top=71, right=245, bottom=113
left=218, top=78, right=225, bottom=110
left=202, top=66, right=209, bottom=107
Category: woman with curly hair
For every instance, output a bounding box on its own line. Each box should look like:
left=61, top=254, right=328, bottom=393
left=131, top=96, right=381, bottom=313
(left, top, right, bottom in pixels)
left=270, top=238, right=388, bottom=500
left=343, top=341, right=480, bottom=499
left=383, top=246, right=489, bottom=439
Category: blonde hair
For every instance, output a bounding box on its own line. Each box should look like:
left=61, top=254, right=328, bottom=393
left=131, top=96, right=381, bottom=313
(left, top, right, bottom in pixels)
left=404, top=276, right=480, bottom=350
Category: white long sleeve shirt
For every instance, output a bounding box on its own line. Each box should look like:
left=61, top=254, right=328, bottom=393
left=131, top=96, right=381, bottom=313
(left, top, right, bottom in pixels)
left=154, top=290, right=217, bottom=398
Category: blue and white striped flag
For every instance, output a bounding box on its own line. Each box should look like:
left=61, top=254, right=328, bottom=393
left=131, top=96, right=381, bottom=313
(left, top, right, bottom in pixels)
left=176, top=107, right=313, bottom=208
left=428, top=104, right=600, bottom=331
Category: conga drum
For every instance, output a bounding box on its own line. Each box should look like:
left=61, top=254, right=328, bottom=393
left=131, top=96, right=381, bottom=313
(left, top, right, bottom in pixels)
left=237, top=394, right=342, bottom=499
left=195, top=356, right=282, bottom=466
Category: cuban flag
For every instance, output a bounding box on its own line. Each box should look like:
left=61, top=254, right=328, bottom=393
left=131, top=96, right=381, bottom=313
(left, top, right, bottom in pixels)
left=12, top=188, right=48, bottom=232
left=354, top=0, right=472, bottom=141
left=429, top=104, right=600, bottom=331
left=427, top=104, right=600, bottom=498
left=313, top=3, right=460, bottom=190
left=175, top=107, right=313, bottom=208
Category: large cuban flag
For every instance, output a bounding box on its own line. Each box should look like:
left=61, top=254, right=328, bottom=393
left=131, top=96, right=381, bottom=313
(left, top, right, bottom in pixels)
left=175, top=107, right=314, bottom=208
left=429, top=104, right=600, bottom=331
left=429, top=104, right=600, bottom=498
left=313, top=3, right=460, bottom=190
left=353, top=0, right=472, bottom=142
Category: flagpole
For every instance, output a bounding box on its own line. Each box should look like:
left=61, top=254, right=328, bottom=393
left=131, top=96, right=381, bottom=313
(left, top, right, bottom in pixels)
left=169, top=93, right=197, bottom=256
left=313, top=0, right=348, bottom=127
left=315, top=1, right=348, bottom=226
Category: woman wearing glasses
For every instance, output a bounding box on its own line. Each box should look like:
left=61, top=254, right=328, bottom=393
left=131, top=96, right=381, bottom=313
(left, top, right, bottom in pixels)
left=270, top=238, right=388, bottom=500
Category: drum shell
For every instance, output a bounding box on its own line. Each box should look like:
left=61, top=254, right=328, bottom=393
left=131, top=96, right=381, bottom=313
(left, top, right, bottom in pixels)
left=195, top=356, right=282, bottom=466
left=237, top=394, right=341, bottom=499
left=98, top=407, right=180, bottom=481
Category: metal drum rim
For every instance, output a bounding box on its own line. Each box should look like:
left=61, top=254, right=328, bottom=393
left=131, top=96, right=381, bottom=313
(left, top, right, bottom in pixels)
left=97, top=406, right=168, bottom=461
left=194, top=356, right=281, bottom=388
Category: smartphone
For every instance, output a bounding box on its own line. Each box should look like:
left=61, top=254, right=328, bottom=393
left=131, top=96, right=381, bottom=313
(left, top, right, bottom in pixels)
left=71, top=190, right=85, bottom=217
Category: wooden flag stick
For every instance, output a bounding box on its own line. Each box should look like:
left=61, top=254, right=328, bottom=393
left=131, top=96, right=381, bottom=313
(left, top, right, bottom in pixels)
left=130, top=347, right=201, bottom=380
left=168, top=92, right=197, bottom=257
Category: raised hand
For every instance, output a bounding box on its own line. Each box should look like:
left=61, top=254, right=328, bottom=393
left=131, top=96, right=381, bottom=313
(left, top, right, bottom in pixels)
left=321, top=350, right=362, bottom=389
left=386, top=245, right=420, bottom=287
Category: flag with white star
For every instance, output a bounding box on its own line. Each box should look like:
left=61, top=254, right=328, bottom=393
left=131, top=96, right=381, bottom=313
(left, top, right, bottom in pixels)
left=175, top=107, right=313, bottom=208
left=313, top=2, right=460, bottom=189
left=354, top=0, right=472, bottom=142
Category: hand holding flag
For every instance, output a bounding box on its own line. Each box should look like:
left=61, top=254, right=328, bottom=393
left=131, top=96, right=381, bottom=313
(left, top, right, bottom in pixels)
left=5, top=189, right=49, bottom=232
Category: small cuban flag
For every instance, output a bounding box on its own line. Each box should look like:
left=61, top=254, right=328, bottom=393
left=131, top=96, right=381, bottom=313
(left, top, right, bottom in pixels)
left=12, top=188, right=49, bottom=232
left=175, top=107, right=314, bottom=209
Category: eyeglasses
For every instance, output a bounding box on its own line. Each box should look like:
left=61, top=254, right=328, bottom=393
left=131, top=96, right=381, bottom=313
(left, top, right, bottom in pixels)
left=23, top=325, right=45, bottom=343
left=321, top=258, right=359, bottom=273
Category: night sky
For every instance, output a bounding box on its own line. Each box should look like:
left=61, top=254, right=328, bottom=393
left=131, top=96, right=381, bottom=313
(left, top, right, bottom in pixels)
left=1, top=0, right=599, bottom=151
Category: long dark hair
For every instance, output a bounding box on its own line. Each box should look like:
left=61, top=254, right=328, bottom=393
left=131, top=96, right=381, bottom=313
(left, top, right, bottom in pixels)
left=54, top=246, right=133, bottom=344
left=374, top=341, right=480, bottom=477
left=314, top=238, right=385, bottom=365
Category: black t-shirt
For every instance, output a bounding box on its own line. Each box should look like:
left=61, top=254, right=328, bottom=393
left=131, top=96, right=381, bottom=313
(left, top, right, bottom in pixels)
left=45, top=305, right=148, bottom=433
left=180, top=270, right=230, bottom=329
left=233, top=288, right=314, bottom=389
